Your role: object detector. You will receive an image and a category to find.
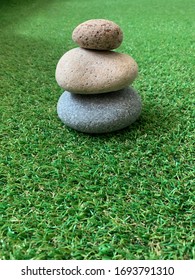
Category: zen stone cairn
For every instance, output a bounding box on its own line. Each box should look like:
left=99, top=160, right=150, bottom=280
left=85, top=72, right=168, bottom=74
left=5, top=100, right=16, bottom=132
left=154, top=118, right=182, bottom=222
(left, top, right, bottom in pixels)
left=56, top=19, right=142, bottom=133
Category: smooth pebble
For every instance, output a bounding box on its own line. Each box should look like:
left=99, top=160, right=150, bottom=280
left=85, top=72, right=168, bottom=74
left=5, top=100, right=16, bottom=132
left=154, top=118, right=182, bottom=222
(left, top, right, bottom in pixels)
left=57, top=87, right=142, bottom=133
left=55, top=47, right=138, bottom=94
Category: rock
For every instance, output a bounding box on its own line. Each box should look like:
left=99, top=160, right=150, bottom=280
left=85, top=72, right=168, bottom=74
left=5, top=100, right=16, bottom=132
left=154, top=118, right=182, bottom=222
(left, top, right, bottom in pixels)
left=57, top=87, right=142, bottom=134
left=72, top=19, right=123, bottom=50
left=55, top=47, right=138, bottom=94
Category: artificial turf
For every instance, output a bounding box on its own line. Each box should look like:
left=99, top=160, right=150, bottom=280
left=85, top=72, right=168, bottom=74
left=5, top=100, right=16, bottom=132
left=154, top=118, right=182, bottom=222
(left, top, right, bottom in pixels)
left=0, top=0, right=194, bottom=260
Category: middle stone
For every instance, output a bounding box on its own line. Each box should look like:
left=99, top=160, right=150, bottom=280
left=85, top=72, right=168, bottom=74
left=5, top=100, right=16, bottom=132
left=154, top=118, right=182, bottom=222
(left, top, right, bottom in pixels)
left=55, top=47, right=138, bottom=94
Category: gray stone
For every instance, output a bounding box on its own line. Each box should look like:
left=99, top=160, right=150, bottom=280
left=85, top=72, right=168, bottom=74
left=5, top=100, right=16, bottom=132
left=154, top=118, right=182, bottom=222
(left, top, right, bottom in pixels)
left=55, top=47, right=138, bottom=94
left=57, top=87, right=142, bottom=134
left=72, top=19, right=123, bottom=50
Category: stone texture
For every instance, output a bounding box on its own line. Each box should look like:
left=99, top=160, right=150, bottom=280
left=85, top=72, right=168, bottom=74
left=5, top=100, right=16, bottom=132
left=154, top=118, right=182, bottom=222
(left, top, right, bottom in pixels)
left=55, top=47, right=138, bottom=94
left=72, top=19, right=123, bottom=50
left=57, top=87, right=142, bottom=134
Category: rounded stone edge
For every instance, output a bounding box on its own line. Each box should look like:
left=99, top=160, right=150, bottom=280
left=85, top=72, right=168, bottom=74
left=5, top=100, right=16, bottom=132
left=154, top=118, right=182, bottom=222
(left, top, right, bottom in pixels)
left=72, top=19, right=123, bottom=50
left=55, top=48, right=138, bottom=94
left=57, top=87, right=142, bottom=134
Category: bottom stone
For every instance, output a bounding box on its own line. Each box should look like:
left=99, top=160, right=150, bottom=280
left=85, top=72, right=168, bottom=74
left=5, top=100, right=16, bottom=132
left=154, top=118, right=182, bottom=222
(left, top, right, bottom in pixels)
left=57, top=87, right=142, bottom=134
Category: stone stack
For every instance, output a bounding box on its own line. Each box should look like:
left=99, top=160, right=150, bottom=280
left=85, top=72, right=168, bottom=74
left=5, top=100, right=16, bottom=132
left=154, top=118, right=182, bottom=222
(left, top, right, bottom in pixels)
left=56, top=19, right=141, bottom=133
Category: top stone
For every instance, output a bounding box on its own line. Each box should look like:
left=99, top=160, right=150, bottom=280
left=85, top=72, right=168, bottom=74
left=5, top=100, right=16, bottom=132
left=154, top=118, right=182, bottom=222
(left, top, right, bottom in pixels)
left=72, top=19, right=123, bottom=50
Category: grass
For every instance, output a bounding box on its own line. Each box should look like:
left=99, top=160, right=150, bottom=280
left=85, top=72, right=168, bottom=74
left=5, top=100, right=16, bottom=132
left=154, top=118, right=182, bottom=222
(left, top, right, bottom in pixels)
left=0, top=0, right=194, bottom=260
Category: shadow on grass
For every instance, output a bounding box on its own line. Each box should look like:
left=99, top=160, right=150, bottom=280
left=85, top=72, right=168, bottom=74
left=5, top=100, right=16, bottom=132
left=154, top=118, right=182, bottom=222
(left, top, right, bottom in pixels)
left=0, top=0, right=56, bottom=30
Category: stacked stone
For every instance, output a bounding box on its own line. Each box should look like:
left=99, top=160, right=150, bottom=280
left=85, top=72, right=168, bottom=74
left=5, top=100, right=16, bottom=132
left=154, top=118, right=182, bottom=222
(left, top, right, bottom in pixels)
left=56, top=19, right=141, bottom=133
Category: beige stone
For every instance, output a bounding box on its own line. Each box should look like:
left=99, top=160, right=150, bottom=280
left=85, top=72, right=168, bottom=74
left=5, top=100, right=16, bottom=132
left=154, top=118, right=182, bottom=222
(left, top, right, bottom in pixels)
left=72, top=19, right=123, bottom=50
left=55, top=47, right=138, bottom=94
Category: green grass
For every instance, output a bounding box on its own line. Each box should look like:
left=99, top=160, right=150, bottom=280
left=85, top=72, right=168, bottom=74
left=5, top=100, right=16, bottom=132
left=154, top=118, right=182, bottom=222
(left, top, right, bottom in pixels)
left=0, top=0, right=194, bottom=260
